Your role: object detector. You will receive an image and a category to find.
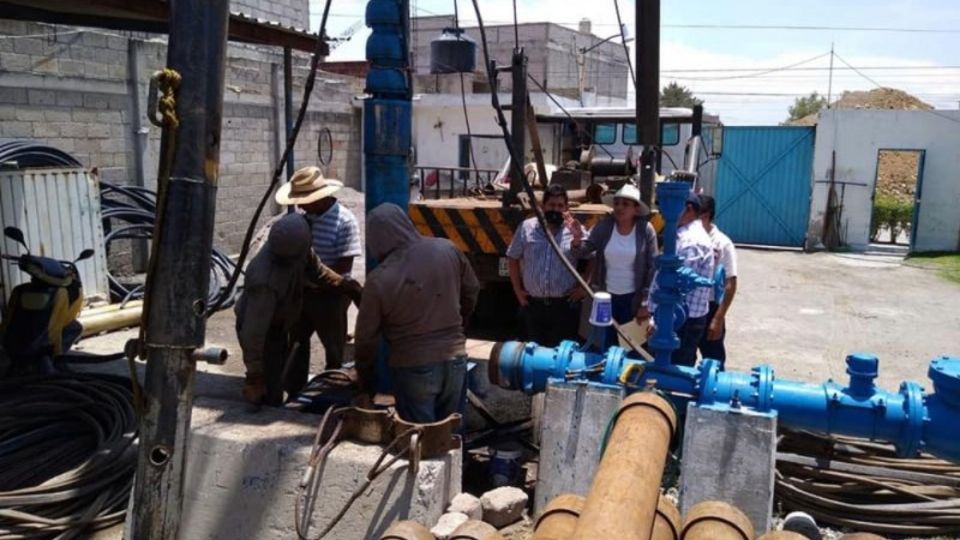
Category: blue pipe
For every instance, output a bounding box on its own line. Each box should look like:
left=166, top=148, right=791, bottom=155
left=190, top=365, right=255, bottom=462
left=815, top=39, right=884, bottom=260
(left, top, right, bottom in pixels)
left=489, top=342, right=960, bottom=461
left=364, top=0, right=411, bottom=393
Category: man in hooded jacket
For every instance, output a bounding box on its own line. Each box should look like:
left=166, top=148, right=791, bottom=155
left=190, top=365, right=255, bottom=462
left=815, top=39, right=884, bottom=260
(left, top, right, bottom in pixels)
left=235, top=213, right=361, bottom=406
left=354, top=203, right=480, bottom=423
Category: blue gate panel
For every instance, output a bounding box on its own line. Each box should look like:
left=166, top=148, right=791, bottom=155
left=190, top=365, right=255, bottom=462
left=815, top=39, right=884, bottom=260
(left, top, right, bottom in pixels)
left=714, top=126, right=814, bottom=247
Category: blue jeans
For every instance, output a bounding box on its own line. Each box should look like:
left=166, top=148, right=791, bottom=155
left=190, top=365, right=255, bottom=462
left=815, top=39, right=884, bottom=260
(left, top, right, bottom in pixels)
left=391, top=357, right=468, bottom=423
left=605, top=292, right=636, bottom=345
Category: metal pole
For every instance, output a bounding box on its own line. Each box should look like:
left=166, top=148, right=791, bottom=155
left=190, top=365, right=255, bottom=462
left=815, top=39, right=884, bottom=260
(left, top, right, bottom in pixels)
left=636, top=0, right=660, bottom=205
left=505, top=48, right=527, bottom=206
left=826, top=43, right=834, bottom=107
left=283, top=46, right=295, bottom=183
left=127, top=38, right=149, bottom=272
left=127, top=0, right=230, bottom=537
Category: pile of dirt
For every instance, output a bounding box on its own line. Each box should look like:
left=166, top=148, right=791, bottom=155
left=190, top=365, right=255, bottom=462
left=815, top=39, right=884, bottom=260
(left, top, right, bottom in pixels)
left=875, top=150, right=920, bottom=201
left=791, top=87, right=934, bottom=126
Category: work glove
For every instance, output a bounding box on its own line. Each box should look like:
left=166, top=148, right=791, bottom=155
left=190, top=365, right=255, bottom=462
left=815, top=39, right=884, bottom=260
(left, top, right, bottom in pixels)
left=242, top=373, right=266, bottom=404
left=341, top=278, right=363, bottom=307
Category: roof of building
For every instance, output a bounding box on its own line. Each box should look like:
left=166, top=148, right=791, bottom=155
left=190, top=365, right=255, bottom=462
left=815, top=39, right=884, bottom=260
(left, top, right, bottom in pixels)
left=0, top=0, right=327, bottom=53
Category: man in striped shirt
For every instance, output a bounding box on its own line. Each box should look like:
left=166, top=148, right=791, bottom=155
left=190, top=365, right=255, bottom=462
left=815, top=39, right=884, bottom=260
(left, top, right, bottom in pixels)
left=642, top=192, right=715, bottom=367
left=275, top=166, right=361, bottom=393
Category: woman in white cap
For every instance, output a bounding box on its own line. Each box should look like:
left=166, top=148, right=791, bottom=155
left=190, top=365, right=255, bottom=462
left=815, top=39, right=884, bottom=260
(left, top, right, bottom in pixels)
left=571, top=183, right=658, bottom=343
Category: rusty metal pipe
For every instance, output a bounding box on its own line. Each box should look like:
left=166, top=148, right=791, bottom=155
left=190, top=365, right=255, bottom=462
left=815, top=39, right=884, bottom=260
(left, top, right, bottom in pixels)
left=380, top=520, right=436, bottom=540
left=653, top=496, right=681, bottom=540
left=78, top=304, right=143, bottom=337
left=681, top=501, right=755, bottom=540
left=534, top=494, right=585, bottom=540
left=450, top=520, right=505, bottom=540
left=571, top=392, right=678, bottom=540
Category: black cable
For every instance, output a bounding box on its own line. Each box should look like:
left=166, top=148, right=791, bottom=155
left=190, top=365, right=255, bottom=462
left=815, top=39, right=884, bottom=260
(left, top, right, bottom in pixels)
left=205, top=0, right=336, bottom=315
left=0, top=374, right=137, bottom=538
left=469, top=0, right=591, bottom=296
left=451, top=0, right=480, bottom=189
left=99, top=182, right=240, bottom=309
left=525, top=73, right=616, bottom=160
left=612, top=0, right=636, bottom=91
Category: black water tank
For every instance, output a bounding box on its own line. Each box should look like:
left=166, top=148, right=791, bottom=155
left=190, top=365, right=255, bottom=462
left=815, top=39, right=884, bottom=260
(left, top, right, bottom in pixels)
left=430, top=28, right=476, bottom=74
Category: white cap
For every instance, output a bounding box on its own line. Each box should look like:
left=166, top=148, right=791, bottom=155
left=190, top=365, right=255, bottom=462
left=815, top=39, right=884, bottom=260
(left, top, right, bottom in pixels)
left=614, top=183, right=641, bottom=204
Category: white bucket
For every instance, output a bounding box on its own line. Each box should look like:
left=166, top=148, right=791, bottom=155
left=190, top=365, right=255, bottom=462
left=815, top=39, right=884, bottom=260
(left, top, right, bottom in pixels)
left=589, top=292, right=613, bottom=327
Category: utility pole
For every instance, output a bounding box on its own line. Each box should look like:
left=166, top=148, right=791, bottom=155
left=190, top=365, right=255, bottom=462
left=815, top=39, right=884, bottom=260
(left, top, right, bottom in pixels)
left=635, top=0, right=660, bottom=205
left=827, top=42, right=834, bottom=107
left=505, top=48, right=527, bottom=206
left=127, top=0, right=230, bottom=537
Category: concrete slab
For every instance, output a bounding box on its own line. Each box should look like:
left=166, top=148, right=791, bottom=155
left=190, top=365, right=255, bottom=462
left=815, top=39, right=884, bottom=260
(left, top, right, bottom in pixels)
left=679, top=403, right=777, bottom=534
left=180, top=398, right=461, bottom=540
left=533, top=381, right=624, bottom=515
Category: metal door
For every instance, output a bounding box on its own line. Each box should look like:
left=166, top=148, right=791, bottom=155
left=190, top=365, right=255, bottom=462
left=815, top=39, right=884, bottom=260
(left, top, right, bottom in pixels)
left=714, top=126, right=815, bottom=247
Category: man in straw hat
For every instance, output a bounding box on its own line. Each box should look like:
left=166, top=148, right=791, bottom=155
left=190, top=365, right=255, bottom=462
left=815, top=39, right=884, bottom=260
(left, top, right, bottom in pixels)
left=275, top=166, right=362, bottom=393
left=235, top=213, right=361, bottom=405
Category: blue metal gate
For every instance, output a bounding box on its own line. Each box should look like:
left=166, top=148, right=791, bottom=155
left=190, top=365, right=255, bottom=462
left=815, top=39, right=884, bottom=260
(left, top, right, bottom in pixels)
left=714, top=126, right=814, bottom=247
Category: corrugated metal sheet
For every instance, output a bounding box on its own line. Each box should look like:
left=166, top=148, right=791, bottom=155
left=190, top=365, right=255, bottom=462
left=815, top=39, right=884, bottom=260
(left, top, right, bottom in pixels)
left=0, top=168, right=110, bottom=306
left=714, top=127, right=815, bottom=247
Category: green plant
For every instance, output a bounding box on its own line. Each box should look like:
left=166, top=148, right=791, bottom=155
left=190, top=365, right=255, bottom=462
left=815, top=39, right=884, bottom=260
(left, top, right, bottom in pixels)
left=871, top=193, right=913, bottom=243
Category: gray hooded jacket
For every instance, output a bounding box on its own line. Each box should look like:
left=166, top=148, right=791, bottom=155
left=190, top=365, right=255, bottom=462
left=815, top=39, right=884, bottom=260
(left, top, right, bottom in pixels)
left=355, top=203, right=480, bottom=382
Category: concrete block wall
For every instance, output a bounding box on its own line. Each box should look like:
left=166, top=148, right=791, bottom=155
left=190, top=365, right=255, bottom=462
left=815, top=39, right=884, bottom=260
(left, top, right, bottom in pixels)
left=0, top=19, right=363, bottom=277
left=409, top=16, right=628, bottom=102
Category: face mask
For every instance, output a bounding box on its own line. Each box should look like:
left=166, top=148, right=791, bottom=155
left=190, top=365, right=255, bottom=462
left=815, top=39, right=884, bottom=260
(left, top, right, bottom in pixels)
left=544, top=210, right=564, bottom=226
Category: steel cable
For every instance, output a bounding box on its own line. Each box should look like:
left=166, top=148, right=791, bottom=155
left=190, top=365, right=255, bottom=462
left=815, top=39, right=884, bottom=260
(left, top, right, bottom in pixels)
left=776, top=429, right=960, bottom=536
left=0, top=374, right=137, bottom=539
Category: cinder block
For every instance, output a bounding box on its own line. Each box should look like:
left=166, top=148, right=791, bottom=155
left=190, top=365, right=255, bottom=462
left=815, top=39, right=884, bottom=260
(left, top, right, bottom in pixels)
left=679, top=404, right=777, bottom=534
left=534, top=381, right=625, bottom=515
left=181, top=398, right=460, bottom=540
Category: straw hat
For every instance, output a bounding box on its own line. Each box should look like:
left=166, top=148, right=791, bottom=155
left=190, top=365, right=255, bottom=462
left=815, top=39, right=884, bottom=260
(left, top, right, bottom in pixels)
left=274, top=166, right=343, bottom=206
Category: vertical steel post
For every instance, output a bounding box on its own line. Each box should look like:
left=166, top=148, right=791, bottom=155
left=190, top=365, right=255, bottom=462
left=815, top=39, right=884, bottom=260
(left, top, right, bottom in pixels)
left=505, top=48, right=527, bottom=206
left=126, top=38, right=149, bottom=272
left=636, top=0, right=660, bottom=206
left=283, top=46, right=295, bottom=183
left=127, top=0, right=230, bottom=537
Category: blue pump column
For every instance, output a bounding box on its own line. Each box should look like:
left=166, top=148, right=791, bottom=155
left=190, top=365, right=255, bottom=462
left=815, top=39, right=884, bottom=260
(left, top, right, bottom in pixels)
left=364, top=0, right=412, bottom=392
left=364, top=0, right=411, bottom=215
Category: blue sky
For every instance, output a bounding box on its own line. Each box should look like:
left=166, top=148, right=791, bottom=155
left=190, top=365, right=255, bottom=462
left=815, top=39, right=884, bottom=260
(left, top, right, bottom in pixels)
left=312, top=0, right=960, bottom=124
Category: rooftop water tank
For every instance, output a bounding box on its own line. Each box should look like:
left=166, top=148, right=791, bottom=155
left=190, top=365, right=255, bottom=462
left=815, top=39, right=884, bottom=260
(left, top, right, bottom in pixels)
left=430, top=27, right=476, bottom=74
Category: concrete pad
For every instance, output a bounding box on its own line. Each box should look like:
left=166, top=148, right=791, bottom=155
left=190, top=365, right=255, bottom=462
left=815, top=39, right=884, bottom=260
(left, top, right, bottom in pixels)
left=533, top=381, right=625, bottom=515
left=679, top=403, right=777, bottom=534
left=180, top=398, right=461, bottom=540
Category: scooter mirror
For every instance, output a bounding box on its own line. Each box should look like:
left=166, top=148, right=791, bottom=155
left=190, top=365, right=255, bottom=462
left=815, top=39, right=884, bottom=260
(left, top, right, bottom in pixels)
left=3, top=226, right=27, bottom=249
left=76, top=249, right=95, bottom=262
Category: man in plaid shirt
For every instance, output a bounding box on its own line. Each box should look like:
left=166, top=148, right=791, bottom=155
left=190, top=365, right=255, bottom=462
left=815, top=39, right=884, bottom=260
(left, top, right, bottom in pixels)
left=642, top=192, right=715, bottom=367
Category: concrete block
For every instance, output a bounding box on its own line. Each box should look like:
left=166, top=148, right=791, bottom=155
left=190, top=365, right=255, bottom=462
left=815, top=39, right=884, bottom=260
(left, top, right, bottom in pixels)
left=181, top=397, right=460, bottom=540
left=480, top=487, right=527, bottom=528
left=447, top=493, right=482, bottom=520
left=27, top=89, right=56, bottom=106
left=431, top=512, right=469, bottom=540
left=533, top=381, right=625, bottom=514
left=679, top=403, right=777, bottom=535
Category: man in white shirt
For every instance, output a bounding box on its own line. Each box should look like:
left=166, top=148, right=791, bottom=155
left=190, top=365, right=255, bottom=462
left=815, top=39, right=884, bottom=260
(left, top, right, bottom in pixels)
left=643, top=192, right=715, bottom=367
left=697, top=195, right=737, bottom=367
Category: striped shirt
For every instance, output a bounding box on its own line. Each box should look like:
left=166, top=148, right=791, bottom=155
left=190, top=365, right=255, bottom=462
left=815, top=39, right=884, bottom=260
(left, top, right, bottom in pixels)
left=305, top=201, right=361, bottom=272
left=647, top=219, right=715, bottom=319
left=506, top=217, right=579, bottom=298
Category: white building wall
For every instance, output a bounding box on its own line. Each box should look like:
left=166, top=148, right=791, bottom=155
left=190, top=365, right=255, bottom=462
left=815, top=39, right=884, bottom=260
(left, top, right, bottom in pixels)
left=809, top=109, right=960, bottom=252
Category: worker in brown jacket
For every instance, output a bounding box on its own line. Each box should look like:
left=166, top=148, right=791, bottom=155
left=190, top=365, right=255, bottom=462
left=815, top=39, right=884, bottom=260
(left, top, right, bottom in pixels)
left=235, top=213, right=361, bottom=406
left=354, top=203, right=480, bottom=423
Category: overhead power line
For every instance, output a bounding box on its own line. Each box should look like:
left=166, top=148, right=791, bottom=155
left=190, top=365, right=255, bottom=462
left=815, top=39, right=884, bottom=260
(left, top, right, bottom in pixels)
left=663, top=64, right=960, bottom=73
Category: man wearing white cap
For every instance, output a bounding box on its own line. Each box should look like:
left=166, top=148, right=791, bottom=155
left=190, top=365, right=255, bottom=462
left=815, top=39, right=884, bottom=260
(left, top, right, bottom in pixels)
left=275, top=166, right=361, bottom=391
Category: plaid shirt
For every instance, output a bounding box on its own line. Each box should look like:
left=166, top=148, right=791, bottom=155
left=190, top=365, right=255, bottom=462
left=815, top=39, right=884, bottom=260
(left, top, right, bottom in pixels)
left=506, top=217, right=579, bottom=298
left=647, top=219, right=715, bottom=319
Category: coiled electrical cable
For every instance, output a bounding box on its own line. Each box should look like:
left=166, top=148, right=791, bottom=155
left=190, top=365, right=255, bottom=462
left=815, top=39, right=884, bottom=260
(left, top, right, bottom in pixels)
left=0, top=139, right=82, bottom=169
left=0, top=374, right=137, bottom=539
left=99, top=181, right=241, bottom=310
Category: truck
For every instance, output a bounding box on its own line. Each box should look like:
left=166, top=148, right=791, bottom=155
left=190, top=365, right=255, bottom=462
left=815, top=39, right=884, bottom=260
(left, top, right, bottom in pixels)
left=408, top=105, right=722, bottom=340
